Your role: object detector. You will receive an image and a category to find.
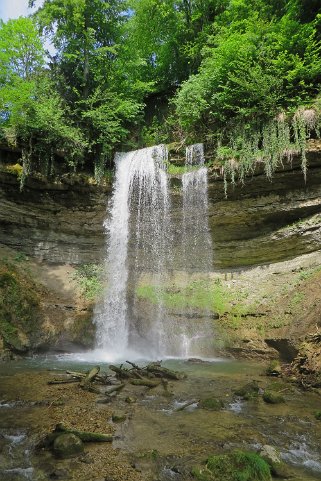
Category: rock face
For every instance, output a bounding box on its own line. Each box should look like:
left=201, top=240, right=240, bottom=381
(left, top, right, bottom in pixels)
left=1, top=146, right=321, bottom=359
left=1, top=148, right=321, bottom=269
left=0, top=172, right=109, bottom=264
left=207, top=150, right=321, bottom=268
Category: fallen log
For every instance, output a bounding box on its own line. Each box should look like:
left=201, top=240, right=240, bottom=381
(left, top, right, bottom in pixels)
left=80, top=366, right=100, bottom=387
left=146, top=365, right=186, bottom=380
left=174, top=399, right=199, bottom=412
left=54, top=423, right=113, bottom=442
left=48, top=379, right=80, bottom=385
left=109, top=365, right=133, bottom=379
left=66, top=370, right=87, bottom=379
left=66, top=369, right=109, bottom=384
left=105, top=383, right=126, bottom=395
left=130, top=378, right=161, bottom=388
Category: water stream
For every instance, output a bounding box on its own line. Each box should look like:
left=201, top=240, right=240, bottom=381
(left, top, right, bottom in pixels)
left=1, top=358, right=321, bottom=480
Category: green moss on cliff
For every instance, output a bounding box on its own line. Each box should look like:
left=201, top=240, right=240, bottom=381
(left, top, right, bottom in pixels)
left=136, top=279, right=232, bottom=315
left=0, top=260, right=40, bottom=352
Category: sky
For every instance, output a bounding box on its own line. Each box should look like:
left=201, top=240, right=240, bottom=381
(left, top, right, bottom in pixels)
left=0, top=0, right=32, bottom=21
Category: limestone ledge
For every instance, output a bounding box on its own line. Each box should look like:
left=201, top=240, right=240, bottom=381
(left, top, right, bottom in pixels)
left=0, top=149, right=321, bottom=268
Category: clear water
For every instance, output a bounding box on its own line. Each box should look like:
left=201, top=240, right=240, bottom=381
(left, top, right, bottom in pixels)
left=1, top=357, right=321, bottom=480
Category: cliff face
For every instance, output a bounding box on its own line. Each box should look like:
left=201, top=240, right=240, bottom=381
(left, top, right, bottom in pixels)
left=0, top=147, right=321, bottom=359
left=0, top=172, right=110, bottom=264
left=1, top=148, right=321, bottom=269
left=207, top=149, right=321, bottom=268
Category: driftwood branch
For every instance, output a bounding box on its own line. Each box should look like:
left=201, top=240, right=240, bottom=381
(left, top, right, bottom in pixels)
left=48, top=379, right=80, bottom=385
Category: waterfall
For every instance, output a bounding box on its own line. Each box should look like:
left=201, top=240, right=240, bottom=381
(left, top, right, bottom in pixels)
left=177, top=144, right=214, bottom=357
left=182, top=144, right=212, bottom=271
left=94, top=143, right=214, bottom=361
left=93, top=145, right=170, bottom=360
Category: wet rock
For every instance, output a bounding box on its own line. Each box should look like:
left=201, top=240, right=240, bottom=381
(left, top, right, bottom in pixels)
left=234, top=381, right=260, bottom=400
left=187, top=358, right=210, bottom=364
left=111, top=412, right=127, bottom=423
left=52, top=433, right=84, bottom=458
left=265, top=360, right=282, bottom=377
left=260, top=445, right=281, bottom=465
left=125, top=396, right=136, bottom=404
left=260, top=445, right=293, bottom=478
left=199, top=397, right=224, bottom=411
left=49, top=468, right=71, bottom=479
left=262, top=390, right=285, bottom=404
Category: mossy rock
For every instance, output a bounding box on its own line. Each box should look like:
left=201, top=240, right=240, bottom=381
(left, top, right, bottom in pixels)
left=0, top=262, right=41, bottom=352
left=53, top=433, right=84, bottom=458
left=266, top=360, right=282, bottom=377
left=199, top=397, right=224, bottom=411
left=0, top=319, right=29, bottom=352
left=234, top=381, right=260, bottom=400
left=262, top=391, right=285, bottom=404
left=314, top=411, right=321, bottom=420
left=260, top=445, right=293, bottom=478
left=192, top=450, right=271, bottom=481
left=112, top=412, right=127, bottom=423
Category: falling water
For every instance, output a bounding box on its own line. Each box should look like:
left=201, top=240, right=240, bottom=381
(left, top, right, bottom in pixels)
left=94, top=145, right=170, bottom=360
left=182, top=144, right=212, bottom=271
left=177, top=144, right=214, bottom=357
left=94, top=143, right=214, bottom=361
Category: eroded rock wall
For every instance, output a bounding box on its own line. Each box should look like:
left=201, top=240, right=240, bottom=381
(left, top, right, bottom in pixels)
left=1, top=150, right=321, bottom=269
left=0, top=172, right=109, bottom=264
left=208, top=151, right=321, bottom=268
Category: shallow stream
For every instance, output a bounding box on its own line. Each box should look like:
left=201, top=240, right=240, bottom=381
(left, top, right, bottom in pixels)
left=0, top=356, right=321, bottom=480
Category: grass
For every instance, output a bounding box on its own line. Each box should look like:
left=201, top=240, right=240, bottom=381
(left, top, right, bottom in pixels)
left=192, top=451, right=271, bottom=481
left=136, top=278, right=254, bottom=333
left=73, top=263, right=104, bottom=301
left=167, top=163, right=208, bottom=175
left=136, top=279, right=230, bottom=314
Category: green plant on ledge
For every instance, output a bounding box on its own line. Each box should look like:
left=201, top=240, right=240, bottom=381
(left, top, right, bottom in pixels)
left=73, top=264, right=104, bottom=301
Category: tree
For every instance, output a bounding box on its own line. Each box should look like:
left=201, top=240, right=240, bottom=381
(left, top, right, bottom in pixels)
left=30, top=0, right=148, bottom=173
left=175, top=0, right=321, bottom=134
left=0, top=17, right=44, bottom=127
left=0, top=17, right=86, bottom=185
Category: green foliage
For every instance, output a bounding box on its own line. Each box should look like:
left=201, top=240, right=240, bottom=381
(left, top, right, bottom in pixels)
left=199, top=397, right=224, bottom=410
left=234, top=381, right=260, bottom=400
left=192, top=450, right=271, bottom=481
left=0, top=261, right=40, bottom=351
left=73, top=264, right=104, bottom=301
left=174, top=1, right=321, bottom=185
left=2, top=163, right=23, bottom=179
left=136, top=279, right=229, bottom=314
left=0, top=0, right=321, bottom=181
left=263, top=390, right=285, bottom=404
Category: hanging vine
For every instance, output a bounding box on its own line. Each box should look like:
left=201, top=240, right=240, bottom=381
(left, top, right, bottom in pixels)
left=216, top=107, right=320, bottom=196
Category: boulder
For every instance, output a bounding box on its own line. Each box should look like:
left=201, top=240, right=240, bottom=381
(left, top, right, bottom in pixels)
left=53, top=433, right=84, bottom=459
left=263, top=390, right=285, bottom=404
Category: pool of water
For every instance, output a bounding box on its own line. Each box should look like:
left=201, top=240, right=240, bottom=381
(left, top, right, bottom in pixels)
left=0, top=354, right=321, bottom=480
